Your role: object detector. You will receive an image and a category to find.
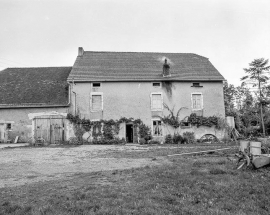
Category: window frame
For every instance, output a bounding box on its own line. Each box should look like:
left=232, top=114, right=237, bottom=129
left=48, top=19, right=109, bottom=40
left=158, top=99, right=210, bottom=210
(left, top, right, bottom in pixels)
left=152, top=82, right=161, bottom=88
left=92, top=82, right=101, bottom=88
left=191, top=92, right=203, bottom=110
left=191, top=83, right=203, bottom=87
left=90, top=92, right=103, bottom=112
left=150, top=92, right=163, bottom=111
left=6, top=123, right=12, bottom=130
left=152, top=118, right=163, bottom=137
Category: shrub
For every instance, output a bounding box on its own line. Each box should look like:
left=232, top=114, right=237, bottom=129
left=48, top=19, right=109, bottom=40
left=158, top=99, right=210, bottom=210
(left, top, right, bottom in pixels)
left=68, top=137, right=83, bottom=145
left=139, top=138, right=146, bottom=145
left=165, top=134, right=173, bottom=144
left=182, top=132, right=196, bottom=144
left=173, top=133, right=183, bottom=144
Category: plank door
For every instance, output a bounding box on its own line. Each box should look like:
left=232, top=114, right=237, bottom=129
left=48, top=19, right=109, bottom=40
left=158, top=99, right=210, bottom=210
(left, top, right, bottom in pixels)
left=34, top=116, right=65, bottom=144
left=34, top=118, right=50, bottom=143
left=50, top=117, right=64, bottom=144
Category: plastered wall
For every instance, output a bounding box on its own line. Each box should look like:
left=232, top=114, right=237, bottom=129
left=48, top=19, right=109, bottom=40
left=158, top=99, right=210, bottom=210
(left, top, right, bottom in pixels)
left=0, top=107, right=69, bottom=142
left=71, top=81, right=225, bottom=140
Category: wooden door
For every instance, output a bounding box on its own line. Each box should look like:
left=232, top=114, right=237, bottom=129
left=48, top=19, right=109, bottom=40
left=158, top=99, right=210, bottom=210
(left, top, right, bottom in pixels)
left=34, top=116, right=65, bottom=144
left=35, top=118, right=50, bottom=143
left=50, top=118, right=64, bottom=144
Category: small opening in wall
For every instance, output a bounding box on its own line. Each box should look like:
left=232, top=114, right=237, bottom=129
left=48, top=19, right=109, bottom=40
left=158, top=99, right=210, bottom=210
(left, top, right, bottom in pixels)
left=192, top=83, right=202, bottom=87
left=6, top=123, right=11, bottom=130
left=181, top=122, right=190, bottom=127
left=153, top=82, right=161, bottom=87
left=92, top=83, right=101, bottom=88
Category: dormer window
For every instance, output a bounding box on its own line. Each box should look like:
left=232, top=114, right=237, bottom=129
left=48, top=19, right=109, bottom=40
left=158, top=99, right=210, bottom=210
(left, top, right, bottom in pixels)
left=163, top=59, right=171, bottom=77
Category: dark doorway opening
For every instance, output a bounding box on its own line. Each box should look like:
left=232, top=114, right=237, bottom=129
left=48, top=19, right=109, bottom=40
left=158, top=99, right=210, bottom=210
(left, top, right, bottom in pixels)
left=126, top=124, right=133, bottom=143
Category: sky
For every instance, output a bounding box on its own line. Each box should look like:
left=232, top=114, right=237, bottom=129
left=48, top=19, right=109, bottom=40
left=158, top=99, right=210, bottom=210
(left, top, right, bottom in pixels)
left=0, top=0, right=270, bottom=86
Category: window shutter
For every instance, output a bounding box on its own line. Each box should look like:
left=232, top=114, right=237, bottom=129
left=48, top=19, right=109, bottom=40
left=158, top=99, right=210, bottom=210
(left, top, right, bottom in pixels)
left=92, top=95, right=102, bottom=111
left=152, top=94, right=162, bottom=109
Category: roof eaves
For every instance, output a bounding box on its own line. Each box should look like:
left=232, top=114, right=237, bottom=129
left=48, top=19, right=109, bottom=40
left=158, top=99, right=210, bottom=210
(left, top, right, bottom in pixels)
left=0, top=103, right=70, bottom=109
left=67, top=78, right=225, bottom=82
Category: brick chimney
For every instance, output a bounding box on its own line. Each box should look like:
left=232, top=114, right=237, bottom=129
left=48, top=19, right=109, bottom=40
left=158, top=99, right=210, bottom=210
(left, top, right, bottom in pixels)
left=78, top=47, right=84, bottom=56
left=163, top=58, right=170, bottom=77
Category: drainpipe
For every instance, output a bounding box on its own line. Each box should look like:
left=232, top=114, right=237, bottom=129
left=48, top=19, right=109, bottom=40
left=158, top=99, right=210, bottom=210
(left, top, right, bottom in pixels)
left=70, top=79, right=77, bottom=115
left=73, top=91, right=77, bottom=115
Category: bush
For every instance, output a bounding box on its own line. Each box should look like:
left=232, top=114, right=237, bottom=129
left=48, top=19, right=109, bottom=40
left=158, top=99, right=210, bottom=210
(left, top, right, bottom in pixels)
left=165, top=134, right=173, bottom=144
left=144, top=135, right=152, bottom=142
left=139, top=138, right=146, bottom=145
left=138, top=123, right=151, bottom=139
left=182, top=132, right=196, bottom=144
left=173, top=133, right=183, bottom=144
left=68, top=137, right=83, bottom=145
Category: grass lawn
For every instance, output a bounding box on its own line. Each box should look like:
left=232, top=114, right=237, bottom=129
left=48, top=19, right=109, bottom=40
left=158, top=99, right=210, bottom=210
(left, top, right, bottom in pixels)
left=1, top=144, right=270, bottom=215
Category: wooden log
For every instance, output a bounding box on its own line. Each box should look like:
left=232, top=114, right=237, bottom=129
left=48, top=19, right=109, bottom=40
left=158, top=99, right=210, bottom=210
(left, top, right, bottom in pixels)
left=167, top=147, right=233, bottom=157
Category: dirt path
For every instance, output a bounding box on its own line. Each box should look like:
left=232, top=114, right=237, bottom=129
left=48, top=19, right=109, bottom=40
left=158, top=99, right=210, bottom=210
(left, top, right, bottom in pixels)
left=0, top=145, right=169, bottom=188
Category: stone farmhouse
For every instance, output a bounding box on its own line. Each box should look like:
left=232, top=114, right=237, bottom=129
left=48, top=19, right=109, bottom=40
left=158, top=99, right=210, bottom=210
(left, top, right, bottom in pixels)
left=68, top=48, right=225, bottom=143
left=0, top=47, right=225, bottom=143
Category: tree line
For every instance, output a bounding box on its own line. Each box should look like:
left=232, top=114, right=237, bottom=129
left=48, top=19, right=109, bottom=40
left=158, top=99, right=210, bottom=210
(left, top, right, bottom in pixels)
left=224, top=58, right=270, bottom=137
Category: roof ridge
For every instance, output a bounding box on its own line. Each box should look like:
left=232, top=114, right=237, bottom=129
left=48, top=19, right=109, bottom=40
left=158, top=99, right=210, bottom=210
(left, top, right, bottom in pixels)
left=3, top=66, right=72, bottom=69
left=83, top=51, right=205, bottom=56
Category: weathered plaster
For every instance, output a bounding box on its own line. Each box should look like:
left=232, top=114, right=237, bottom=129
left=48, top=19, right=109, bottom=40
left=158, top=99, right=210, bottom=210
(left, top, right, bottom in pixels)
left=71, top=81, right=225, bottom=140
left=0, top=107, right=69, bottom=142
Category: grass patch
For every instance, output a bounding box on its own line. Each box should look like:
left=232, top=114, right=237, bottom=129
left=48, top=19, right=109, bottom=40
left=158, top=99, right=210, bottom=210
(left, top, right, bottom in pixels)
left=1, top=145, right=270, bottom=214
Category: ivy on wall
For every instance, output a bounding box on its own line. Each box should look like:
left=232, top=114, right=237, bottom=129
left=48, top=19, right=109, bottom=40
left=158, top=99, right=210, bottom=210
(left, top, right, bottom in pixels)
left=66, top=114, right=151, bottom=144
left=160, top=104, right=225, bottom=130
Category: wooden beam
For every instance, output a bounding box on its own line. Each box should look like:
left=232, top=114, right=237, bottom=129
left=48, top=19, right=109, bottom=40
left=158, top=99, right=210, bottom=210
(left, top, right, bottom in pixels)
left=167, top=147, right=233, bottom=157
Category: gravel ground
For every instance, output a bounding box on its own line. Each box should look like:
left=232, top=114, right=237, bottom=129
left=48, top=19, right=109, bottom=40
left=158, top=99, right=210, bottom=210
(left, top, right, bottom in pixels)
left=0, top=145, right=170, bottom=188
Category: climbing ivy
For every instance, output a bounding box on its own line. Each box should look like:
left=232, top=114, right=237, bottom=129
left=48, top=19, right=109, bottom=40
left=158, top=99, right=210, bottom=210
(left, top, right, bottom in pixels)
left=66, top=114, right=150, bottom=143
left=160, top=104, right=187, bottom=128
left=187, top=113, right=224, bottom=129
left=159, top=105, right=225, bottom=130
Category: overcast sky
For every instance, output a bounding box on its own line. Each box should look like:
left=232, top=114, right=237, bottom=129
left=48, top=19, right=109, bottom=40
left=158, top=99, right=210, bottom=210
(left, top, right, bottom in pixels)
left=0, top=0, right=269, bottom=86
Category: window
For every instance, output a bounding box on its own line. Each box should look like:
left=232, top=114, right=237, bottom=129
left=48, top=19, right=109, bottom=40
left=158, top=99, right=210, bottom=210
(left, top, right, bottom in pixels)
left=191, top=93, right=203, bottom=110
left=181, top=122, right=190, bottom=128
left=192, top=83, right=202, bottom=87
left=152, top=82, right=161, bottom=88
left=6, top=123, right=12, bottom=130
left=151, top=93, right=163, bottom=110
left=92, top=83, right=101, bottom=88
left=91, top=93, right=103, bottom=111
left=153, top=120, right=162, bottom=136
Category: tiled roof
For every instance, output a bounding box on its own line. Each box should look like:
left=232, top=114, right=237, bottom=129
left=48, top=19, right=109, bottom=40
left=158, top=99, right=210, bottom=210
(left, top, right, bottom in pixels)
left=0, top=67, right=72, bottom=106
left=68, top=51, right=224, bottom=82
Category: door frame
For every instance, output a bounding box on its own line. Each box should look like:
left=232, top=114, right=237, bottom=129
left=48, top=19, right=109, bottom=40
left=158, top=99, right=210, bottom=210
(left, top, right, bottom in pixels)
left=126, top=123, right=134, bottom=143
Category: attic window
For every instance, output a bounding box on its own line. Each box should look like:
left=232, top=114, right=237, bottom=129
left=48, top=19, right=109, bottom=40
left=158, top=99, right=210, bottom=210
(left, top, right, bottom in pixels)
left=92, top=83, right=101, bottom=88
left=153, top=82, right=161, bottom=87
left=192, top=83, right=203, bottom=87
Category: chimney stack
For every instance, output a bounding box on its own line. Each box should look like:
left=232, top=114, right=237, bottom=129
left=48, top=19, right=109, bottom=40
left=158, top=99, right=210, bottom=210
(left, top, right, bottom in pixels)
left=163, top=58, right=170, bottom=77
left=78, top=47, right=84, bottom=56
